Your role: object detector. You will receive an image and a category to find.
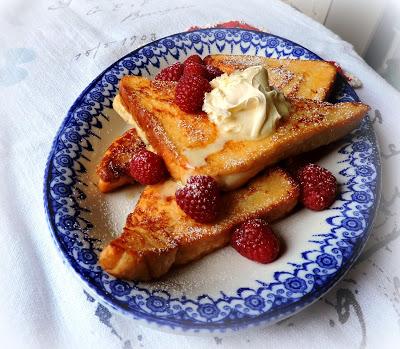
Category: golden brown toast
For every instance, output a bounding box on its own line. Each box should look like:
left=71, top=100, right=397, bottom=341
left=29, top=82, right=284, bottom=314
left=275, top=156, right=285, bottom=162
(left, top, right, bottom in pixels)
left=204, top=54, right=337, bottom=100
left=100, top=167, right=299, bottom=280
left=119, top=76, right=369, bottom=190
left=96, top=128, right=145, bottom=192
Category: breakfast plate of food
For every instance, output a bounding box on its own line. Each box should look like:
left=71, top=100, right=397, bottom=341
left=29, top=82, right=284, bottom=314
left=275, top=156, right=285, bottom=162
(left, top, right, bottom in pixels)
left=43, top=28, right=380, bottom=333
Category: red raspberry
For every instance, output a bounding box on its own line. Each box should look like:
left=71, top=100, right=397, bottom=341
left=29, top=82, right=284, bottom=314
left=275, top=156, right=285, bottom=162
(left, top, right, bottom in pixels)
left=205, top=65, right=223, bottom=81
left=175, top=75, right=211, bottom=113
left=184, top=54, right=204, bottom=66
left=231, top=219, right=280, bottom=264
left=175, top=175, right=221, bottom=223
left=155, top=62, right=183, bottom=81
left=296, top=163, right=337, bottom=211
left=183, top=62, right=208, bottom=78
left=129, top=148, right=167, bottom=185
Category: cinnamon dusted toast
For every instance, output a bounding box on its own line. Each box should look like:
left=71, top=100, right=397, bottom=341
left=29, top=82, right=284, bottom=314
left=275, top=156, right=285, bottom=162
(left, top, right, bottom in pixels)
left=118, top=76, right=369, bottom=190
left=96, top=128, right=145, bottom=192
left=99, top=167, right=299, bottom=281
left=204, top=54, right=337, bottom=100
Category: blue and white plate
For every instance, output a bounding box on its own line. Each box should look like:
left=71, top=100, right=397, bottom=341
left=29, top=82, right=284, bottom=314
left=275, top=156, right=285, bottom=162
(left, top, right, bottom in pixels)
left=43, top=29, right=380, bottom=333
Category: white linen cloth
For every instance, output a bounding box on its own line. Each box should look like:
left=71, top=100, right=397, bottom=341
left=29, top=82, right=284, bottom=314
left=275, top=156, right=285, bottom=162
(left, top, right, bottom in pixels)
left=0, top=0, right=399, bottom=348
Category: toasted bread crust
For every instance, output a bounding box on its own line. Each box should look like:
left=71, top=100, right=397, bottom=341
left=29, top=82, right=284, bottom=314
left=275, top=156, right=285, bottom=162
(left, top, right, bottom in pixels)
left=97, top=176, right=134, bottom=193
left=99, top=57, right=364, bottom=281
left=99, top=168, right=299, bottom=280
left=119, top=76, right=369, bottom=190
left=204, top=54, right=337, bottom=100
left=96, top=128, right=145, bottom=192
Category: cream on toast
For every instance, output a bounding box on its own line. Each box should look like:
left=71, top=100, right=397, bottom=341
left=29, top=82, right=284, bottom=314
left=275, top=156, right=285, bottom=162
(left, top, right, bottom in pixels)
left=118, top=76, right=369, bottom=190
left=204, top=54, right=337, bottom=100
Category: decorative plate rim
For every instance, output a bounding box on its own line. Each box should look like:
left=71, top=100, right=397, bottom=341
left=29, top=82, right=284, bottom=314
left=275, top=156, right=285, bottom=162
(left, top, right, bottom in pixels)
left=43, top=28, right=381, bottom=333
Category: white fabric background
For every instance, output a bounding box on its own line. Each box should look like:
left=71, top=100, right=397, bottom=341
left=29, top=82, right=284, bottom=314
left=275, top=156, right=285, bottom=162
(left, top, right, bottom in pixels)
left=0, top=0, right=399, bottom=348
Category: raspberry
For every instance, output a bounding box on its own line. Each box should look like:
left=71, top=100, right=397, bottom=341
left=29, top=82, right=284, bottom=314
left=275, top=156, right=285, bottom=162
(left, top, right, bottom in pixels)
left=175, top=175, right=221, bottom=223
left=155, top=62, right=183, bottom=81
left=175, top=75, right=211, bottom=113
left=183, top=62, right=208, bottom=78
left=205, top=65, right=223, bottom=81
left=231, top=219, right=280, bottom=263
left=129, top=148, right=167, bottom=185
left=184, top=54, right=204, bottom=66
left=296, top=163, right=337, bottom=211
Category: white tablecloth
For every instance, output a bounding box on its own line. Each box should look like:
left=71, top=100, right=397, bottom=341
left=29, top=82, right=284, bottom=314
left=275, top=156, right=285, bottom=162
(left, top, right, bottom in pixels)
left=1, top=0, right=399, bottom=348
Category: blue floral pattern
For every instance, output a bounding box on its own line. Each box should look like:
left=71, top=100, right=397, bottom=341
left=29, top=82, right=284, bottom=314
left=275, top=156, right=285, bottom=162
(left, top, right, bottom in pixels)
left=43, top=29, right=380, bottom=333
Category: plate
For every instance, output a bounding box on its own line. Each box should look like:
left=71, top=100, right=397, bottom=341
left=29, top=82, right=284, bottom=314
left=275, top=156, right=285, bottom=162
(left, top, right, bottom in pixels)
left=43, top=29, right=380, bottom=333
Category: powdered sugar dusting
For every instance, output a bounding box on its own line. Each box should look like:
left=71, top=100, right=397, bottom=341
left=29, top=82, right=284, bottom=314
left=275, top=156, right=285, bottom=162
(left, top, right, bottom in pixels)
left=269, top=67, right=295, bottom=89
left=177, top=119, right=209, bottom=144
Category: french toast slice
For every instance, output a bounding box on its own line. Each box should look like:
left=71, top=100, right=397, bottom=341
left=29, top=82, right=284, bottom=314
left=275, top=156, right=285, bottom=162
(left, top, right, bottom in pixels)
left=204, top=54, right=337, bottom=100
left=96, top=128, right=145, bottom=192
left=118, top=76, right=369, bottom=190
left=99, top=167, right=299, bottom=281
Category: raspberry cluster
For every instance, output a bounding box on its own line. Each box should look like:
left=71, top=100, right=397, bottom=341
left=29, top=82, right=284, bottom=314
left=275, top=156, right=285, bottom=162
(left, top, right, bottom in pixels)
left=155, top=55, right=223, bottom=113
